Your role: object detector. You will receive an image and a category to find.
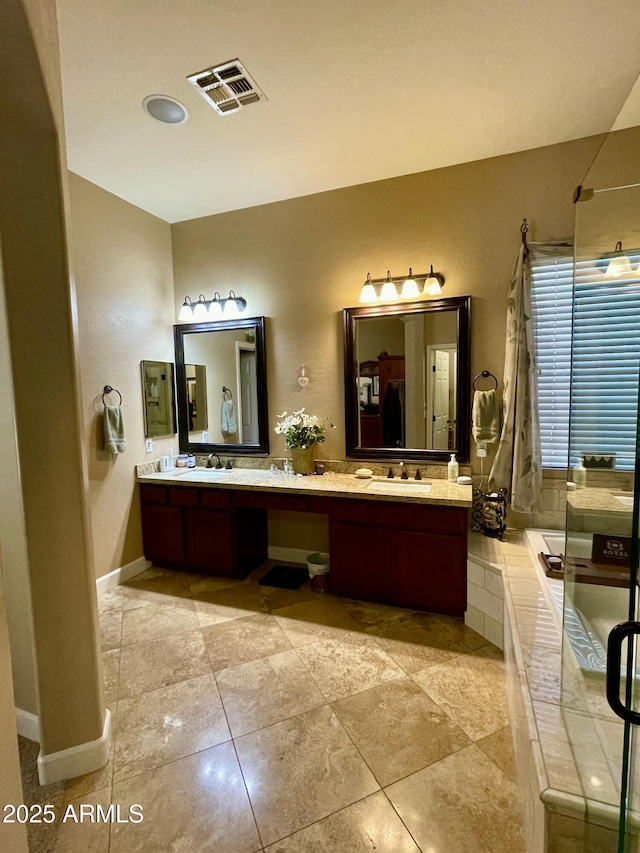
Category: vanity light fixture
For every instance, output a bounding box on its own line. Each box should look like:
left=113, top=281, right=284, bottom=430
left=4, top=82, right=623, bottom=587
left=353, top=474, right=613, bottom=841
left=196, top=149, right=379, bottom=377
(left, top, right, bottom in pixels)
left=380, top=270, right=398, bottom=301
left=401, top=267, right=419, bottom=298
left=423, top=265, right=446, bottom=296
left=177, top=290, right=248, bottom=321
left=359, top=272, right=377, bottom=303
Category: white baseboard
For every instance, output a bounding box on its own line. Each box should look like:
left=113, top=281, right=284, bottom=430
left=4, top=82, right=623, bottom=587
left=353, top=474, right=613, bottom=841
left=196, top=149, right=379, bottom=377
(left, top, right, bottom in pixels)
left=96, top=556, right=151, bottom=596
left=37, top=708, right=111, bottom=786
left=267, top=546, right=311, bottom=565
left=16, top=708, right=40, bottom=743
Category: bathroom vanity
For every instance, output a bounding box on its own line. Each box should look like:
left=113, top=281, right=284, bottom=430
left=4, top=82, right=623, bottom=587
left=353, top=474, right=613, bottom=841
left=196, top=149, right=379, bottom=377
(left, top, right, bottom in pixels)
left=137, top=469, right=471, bottom=616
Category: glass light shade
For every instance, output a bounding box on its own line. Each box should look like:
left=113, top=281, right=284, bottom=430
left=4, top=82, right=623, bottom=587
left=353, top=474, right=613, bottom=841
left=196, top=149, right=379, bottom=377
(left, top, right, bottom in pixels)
left=208, top=299, right=223, bottom=318
left=424, top=277, right=443, bottom=296
left=380, top=271, right=398, bottom=301
left=178, top=298, right=193, bottom=321
left=193, top=298, right=208, bottom=320
left=401, top=267, right=419, bottom=298
left=224, top=298, right=240, bottom=318
left=359, top=272, right=377, bottom=303
left=606, top=255, right=634, bottom=278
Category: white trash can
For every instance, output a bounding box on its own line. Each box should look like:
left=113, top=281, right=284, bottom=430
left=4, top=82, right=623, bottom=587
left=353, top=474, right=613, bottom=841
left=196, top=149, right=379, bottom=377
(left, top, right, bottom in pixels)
left=307, top=552, right=330, bottom=594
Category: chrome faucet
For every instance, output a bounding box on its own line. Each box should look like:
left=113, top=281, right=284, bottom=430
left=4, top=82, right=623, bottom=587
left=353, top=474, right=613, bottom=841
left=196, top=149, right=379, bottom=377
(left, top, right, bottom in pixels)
left=206, top=453, right=223, bottom=469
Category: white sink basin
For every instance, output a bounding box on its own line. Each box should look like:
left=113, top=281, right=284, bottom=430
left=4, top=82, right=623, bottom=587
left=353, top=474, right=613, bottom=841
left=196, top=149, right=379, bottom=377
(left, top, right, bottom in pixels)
left=366, top=478, right=432, bottom=494
left=614, top=494, right=634, bottom=508
left=174, top=468, right=231, bottom=480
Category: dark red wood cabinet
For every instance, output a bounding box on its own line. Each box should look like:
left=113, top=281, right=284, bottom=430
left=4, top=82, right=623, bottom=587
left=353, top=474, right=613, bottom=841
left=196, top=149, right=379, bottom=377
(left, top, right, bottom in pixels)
left=139, top=482, right=467, bottom=614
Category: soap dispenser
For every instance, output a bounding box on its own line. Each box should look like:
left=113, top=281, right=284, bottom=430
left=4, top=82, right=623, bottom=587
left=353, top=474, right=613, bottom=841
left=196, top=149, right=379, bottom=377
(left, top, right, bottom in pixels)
left=573, top=458, right=587, bottom=489
left=448, top=454, right=459, bottom=483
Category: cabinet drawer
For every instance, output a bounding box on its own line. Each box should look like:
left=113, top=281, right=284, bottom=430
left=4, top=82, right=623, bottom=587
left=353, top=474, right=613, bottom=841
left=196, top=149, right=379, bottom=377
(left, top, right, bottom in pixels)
left=368, top=502, right=414, bottom=529
left=234, top=491, right=310, bottom=513
left=330, top=499, right=369, bottom=524
left=139, top=484, right=168, bottom=505
left=200, top=489, right=231, bottom=510
left=412, top=505, right=467, bottom=535
left=168, top=486, right=199, bottom=507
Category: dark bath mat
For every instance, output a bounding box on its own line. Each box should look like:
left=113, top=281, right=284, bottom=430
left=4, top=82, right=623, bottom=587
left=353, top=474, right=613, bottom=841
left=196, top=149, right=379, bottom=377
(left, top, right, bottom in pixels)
left=259, top=565, right=308, bottom=590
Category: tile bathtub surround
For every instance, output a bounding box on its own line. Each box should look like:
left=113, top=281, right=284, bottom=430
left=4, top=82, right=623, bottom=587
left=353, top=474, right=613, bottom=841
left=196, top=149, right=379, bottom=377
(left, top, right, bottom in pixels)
left=468, top=529, right=629, bottom=851
left=20, top=559, right=524, bottom=852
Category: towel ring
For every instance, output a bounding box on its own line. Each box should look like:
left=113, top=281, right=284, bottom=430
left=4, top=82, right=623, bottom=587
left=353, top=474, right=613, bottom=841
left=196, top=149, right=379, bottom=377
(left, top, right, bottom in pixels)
left=102, top=385, right=122, bottom=406
left=472, top=371, right=498, bottom=391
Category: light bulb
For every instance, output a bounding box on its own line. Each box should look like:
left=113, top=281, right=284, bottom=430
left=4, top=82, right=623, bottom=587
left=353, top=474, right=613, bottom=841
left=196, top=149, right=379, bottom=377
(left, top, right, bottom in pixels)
left=193, top=296, right=208, bottom=320
left=423, top=265, right=444, bottom=296
left=401, top=267, right=419, bottom=298
left=224, top=298, right=240, bottom=318
left=605, top=242, right=634, bottom=278
left=359, top=272, right=377, bottom=303
left=380, top=271, right=398, bottom=301
left=178, top=297, right=193, bottom=321
left=209, top=293, right=223, bottom=318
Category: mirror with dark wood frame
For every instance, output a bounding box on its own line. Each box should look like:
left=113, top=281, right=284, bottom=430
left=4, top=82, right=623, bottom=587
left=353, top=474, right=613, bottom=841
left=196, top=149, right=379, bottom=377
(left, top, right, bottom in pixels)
left=174, top=316, right=269, bottom=456
left=344, top=297, right=471, bottom=462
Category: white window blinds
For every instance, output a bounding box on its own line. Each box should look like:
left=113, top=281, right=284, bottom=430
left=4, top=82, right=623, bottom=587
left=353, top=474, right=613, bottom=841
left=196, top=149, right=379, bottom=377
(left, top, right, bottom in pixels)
left=530, top=246, right=640, bottom=470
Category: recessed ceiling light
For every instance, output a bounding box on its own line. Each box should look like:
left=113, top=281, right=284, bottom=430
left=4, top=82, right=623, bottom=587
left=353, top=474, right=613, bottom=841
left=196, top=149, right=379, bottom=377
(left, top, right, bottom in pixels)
left=142, top=94, right=189, bottom=125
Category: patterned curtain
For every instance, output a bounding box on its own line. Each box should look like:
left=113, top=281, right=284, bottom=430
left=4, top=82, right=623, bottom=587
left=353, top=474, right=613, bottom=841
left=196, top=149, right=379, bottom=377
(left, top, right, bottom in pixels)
left=489, top=244, right=542, bottom=512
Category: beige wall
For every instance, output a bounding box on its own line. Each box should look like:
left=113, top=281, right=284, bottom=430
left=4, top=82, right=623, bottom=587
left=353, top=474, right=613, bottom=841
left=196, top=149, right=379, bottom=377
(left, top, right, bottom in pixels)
left=0, top=0, right=103, bottom=757
left=68, top=173, right=176, bottom=578
left=172, top=134, right=601, bottom=471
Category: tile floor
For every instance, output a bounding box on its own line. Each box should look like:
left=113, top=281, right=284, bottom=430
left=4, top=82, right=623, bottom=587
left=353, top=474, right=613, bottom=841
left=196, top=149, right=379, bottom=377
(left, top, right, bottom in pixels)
left=20, top=562, right=526, bottom=853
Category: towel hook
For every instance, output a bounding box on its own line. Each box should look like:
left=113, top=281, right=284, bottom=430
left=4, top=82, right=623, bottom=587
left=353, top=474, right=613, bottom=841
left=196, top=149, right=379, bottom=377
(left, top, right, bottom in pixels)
left=472, top=371, right=498, bottom=391
left=102, top=385, right=122, bottom=406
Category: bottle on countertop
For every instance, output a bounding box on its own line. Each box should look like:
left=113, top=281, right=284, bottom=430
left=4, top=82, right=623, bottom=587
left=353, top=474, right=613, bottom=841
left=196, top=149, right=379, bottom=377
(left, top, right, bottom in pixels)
left=187, top=453, right=196, bottom=468
left=448, top=453, right=459, bottom=483
left=573, top=459, right=586, bottom=489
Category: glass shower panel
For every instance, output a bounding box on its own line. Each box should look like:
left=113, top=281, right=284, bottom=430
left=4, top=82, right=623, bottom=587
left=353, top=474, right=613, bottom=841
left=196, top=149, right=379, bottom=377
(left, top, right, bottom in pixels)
left=566, top=181, right=640, bottom=850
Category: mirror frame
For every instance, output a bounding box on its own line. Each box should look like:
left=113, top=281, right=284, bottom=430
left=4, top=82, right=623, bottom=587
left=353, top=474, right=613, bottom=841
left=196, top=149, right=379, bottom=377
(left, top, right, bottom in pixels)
left=174, top=316, right=269, bottom=456
left=343, top=296, right=471, bottom=463
left=141, top=360, right=177, bottom=438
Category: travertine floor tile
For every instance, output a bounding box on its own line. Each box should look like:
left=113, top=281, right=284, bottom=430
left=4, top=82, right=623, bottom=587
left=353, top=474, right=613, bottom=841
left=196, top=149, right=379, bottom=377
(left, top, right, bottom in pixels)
left=216, top=649, right=325, bottom=737
left=476, top=725, right=518, bottom=783
left=332, top=677, right=470, bottom=786
left=413, top=653, right=509, bottom=740
left=341, top=598, right=416, bottom=629
left=386, top=744, right=526, bottom=853
left=203, top=612, right=292, bottom=671
left=101, top=649, right=120, bottom=705
left=99, top=608, right=123, bottom=652
left=96, top=587, right=124, bottom=616
left=297, top=634, right=404, bottom=702
left=234, top=705, right=378, bottom=846
left=110, top=742, right=261, bottom=853
left=120, top=599, right=199, bottom=647
left=117, top=629, right=211, bottom=699
left=366, top=612, right=470, bottom=674
left=264, top=791, right=419, bottom=852
left=114, top=674, right=230, bottom=782
left=193, top=582, right=270, bottom=627
left=55, top=787, right=111, bottom=853
left=120, top=568, right=192, bottom=610
left=272, top=597, right=364, bottom=648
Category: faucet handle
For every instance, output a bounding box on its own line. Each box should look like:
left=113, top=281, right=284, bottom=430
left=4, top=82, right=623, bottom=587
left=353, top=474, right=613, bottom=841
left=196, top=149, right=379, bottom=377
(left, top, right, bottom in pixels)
left=226, top=459, right=234, bottom=470
left=415, top=469, right=422, bottom=480
left=387, top=467, right=394, bottom=479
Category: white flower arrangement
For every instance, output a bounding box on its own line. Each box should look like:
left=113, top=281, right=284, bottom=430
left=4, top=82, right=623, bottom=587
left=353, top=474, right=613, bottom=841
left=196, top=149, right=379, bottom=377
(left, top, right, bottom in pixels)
left=274, top=408, right=335, bottom=449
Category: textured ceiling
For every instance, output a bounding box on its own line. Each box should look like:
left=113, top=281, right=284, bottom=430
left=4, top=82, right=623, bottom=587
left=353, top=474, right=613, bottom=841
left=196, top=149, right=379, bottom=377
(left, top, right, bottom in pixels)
left=56, top=0, right=640, bottom=223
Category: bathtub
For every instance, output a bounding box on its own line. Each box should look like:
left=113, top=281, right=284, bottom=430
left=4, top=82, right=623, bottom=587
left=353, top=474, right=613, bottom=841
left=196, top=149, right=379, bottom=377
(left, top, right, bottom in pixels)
left=525, top=528, right=630, bottom=673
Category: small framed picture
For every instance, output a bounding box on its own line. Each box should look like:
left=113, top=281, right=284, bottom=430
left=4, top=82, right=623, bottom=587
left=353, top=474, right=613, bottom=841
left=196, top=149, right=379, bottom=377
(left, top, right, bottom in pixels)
left=358, top=377, right=372, bottom=405
left=372, top=375, right=380, bottom=397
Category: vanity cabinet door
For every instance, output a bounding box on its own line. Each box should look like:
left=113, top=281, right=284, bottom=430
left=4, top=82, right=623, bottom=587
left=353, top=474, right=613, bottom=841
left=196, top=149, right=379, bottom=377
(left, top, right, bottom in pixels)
left=185, top=509, right=234, bottom=576
left=141, top=505, right=185, bottom=566
left=329, top=522, right=390, bottom=600
left=390, top=530, right=466, bottom=615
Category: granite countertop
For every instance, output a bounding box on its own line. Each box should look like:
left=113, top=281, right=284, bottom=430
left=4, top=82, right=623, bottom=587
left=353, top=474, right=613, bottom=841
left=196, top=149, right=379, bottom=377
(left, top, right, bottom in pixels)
left=566, top=487, right=634, bottom=514
left=136, top=467, right=472, bottom=508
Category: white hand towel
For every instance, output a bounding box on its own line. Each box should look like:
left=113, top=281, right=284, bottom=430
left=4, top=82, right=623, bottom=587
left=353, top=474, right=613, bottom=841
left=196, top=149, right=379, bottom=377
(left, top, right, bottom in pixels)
left=472, top=390, right=500, bottom=443
left=104, top=405, right=126, bottom=453
left=221, top=399, right=237, bottom=435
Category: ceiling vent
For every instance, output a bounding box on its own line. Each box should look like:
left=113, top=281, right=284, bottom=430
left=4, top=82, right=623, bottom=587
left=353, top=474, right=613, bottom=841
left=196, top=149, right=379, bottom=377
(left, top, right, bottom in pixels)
left=187, top=60, right=266, bottom=116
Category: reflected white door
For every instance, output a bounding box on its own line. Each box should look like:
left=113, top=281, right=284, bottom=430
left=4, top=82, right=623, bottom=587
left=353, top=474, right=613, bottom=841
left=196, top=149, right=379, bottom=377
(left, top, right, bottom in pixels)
left=433, top=349, right=450, bottom=450
left=239, top=350, right=259, bottom=443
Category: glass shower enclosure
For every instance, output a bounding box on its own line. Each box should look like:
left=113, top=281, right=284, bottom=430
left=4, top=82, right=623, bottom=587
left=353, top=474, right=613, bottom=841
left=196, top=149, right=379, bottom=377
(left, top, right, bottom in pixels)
left=562, top=71, right=640, bottom=851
